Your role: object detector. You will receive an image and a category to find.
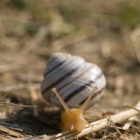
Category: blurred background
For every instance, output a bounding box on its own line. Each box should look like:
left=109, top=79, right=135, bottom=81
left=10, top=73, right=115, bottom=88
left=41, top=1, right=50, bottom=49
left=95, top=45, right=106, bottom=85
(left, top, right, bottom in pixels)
left=0, top=0, right=140, bottom=139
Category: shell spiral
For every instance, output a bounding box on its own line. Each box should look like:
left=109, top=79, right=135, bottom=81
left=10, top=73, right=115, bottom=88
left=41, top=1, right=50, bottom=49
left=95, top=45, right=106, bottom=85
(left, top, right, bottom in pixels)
left=41, top=53, right=106, bottom=108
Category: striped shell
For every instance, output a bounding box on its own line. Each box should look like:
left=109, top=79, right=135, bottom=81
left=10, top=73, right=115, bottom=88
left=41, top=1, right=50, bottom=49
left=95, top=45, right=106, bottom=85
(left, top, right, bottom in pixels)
left=41, top=53, right=106, bottom=108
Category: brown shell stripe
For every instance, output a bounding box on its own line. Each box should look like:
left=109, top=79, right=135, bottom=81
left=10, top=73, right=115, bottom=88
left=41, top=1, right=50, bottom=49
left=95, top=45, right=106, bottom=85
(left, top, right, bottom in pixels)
left=57, top=64, right=94, bottom=93
left=44, top=61, right=66, bottom=77
left=64, top=72, right=103, bottom=103
left=42, top=66, right=81, bottom=95
left=79, top=87, right=105, bottom=105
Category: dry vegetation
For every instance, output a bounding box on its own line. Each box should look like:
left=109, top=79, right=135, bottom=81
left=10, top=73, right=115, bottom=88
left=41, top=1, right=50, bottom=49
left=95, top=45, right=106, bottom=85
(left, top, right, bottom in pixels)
left=0, top=0, right=140, bottom=139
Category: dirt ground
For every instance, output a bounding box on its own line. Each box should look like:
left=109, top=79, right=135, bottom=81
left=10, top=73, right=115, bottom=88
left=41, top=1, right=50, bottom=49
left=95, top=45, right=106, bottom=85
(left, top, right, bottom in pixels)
left=0, top=0, right=140, bottom=140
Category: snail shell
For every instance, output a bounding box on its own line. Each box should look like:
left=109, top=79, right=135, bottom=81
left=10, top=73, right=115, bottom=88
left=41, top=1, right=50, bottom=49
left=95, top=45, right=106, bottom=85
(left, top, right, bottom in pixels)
left=41, top=53, right=106, bottom=108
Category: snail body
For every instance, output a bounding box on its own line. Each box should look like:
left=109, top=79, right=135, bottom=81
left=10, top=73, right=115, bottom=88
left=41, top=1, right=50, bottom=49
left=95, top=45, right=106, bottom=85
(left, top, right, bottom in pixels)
left=52, top=87, right=98, bottom=132
left=41, top=53, right=106, bottom=132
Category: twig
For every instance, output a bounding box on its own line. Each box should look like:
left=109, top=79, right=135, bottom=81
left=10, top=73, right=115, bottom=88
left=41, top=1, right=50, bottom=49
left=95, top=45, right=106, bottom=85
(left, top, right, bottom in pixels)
left=0, top=64, right=19, bottom=74
left=15, top=135, right=50, bottom=140
left=121, top=105, right=140, bottom=130
left=29, top=86, right=39, bottom=117
left=0, top=125, right=24, bottom=138
left=122, top=116, right=139, bottom=130
left=0, top=83, right=39, bottom=93
left=77, top=100, right=140, bottom=138
left=107, top=118, right=122, bottom=136
left=0, top=102, right=37, bottom=108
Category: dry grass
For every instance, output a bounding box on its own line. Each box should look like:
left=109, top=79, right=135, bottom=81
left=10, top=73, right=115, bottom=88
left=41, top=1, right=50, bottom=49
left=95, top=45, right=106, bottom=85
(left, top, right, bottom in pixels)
left=0, top=0, right=140, bottom=139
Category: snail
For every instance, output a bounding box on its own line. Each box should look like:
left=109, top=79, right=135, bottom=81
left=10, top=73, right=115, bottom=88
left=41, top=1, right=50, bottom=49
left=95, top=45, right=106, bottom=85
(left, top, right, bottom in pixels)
left=41, top=53, right=106, bottom=132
